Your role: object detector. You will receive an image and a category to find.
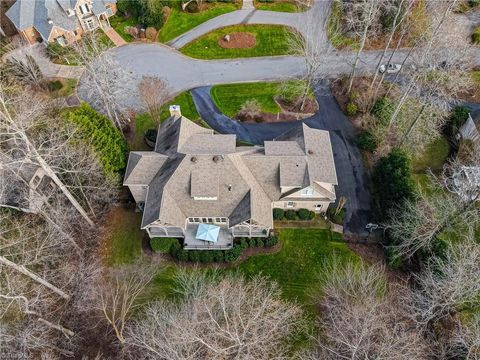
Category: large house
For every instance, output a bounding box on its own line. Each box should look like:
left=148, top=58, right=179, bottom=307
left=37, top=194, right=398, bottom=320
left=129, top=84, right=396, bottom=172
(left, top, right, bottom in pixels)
left=123, top=107, right=338, bottom=250
left=6, top=0, right=117, bottom=46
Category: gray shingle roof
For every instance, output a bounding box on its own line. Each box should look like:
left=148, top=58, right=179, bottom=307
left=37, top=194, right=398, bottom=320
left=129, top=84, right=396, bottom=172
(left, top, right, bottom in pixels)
left=127, top=117, right=337, bottom=230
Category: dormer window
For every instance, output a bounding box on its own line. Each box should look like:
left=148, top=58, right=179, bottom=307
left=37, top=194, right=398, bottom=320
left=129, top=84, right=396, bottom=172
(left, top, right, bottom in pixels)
left=79, top=3, right=90, bottom=14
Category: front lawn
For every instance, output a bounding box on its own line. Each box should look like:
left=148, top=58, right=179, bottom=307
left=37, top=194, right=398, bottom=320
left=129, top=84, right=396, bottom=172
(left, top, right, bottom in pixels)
left=255, top=0, right=299, bottom=12
left=237, top=229, right=360, bottom=304
left=159, top=3, right=239, bottom=43
left=211, top=82, right=282, bottom=117
left=109, top=15, right=138, bottom=42
left=180, top=24, right=295, bottom=59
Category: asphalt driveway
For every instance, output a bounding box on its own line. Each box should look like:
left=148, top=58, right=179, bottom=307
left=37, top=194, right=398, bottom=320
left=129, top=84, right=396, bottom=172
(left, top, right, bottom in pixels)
left=191, top=83, right=373, bottom=235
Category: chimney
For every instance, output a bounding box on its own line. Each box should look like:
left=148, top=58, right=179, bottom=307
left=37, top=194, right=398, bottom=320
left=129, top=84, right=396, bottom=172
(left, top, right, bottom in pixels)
left=169, top=105, right=181, bottom=118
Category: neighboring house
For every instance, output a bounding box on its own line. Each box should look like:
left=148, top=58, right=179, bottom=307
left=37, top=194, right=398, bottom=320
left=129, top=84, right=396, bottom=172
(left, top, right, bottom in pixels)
left=0, top=161, right=56, bottom=213
left=123, top=106, right=338, bottom=250
left=459, top=110, right=480, bottom=144
left=5, top=0, right=117, bottom=46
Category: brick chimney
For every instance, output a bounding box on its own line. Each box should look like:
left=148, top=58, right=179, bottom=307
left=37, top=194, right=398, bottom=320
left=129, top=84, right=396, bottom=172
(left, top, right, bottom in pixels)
left=169, top=105, right=181, bottom=118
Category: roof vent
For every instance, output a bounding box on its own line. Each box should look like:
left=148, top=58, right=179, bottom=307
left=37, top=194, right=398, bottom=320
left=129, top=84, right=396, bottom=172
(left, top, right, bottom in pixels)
left=308, top=149, right=314, bottom=155
left=47, top=18, right=53, bottom=24
left=228, top=184, right=232, bottom=191
left=190, top=156, right=198, bottom=163
left=213, top=155, right=224, bottom=163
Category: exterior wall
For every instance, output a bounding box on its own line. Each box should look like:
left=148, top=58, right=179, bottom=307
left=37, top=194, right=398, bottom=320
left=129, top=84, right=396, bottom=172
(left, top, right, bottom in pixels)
left=48, top=25, right=83, bottom=44
left=128, top=185, right=148, bottom=204
left=20, top=27, right=40, bottom=44
left=460, top=115, right=480, bottom=144
left=273, top=200, right=331, bottom=213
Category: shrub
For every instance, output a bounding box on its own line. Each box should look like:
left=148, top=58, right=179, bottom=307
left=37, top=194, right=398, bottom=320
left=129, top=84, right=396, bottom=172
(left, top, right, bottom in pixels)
left=212, top=250, right=224, bottom=262
left=200, top=251, right=214, bottom=263
left=346, top=102, right=358, bottom=116
left=48, top=80, right=63, bottom=92
left=356, top=131, right=378, bottom=151
left=297, top=208, right=314, bottom=220
left=65, top=103, right=127, bottom=175
left=257, top=239, right=265, bottom=247
left=372, top=148, right=415, bottom=221
left=240, top=238, right=248, bottom=250
left=125, top=25, right=139, bottom=39
left=145, top=27, right=157, bottom=41
left=177, top=249, right=189, bottom=261
left=224, top=245, right=242, bottom=262
left=285, top=210, right=297, bottom=220
left=371, top=96, right=395, bottom=125
left=265, top=235, right=279, bottom=247
left=162, top=6, right=171, bottom=22
left=473, top=27, right=480, bottom=45
left=248, top=238, right=257, bottom=248
left=445, top=106, right=469, bottom=137
left=188, top=250, right=201, bottom=262
left=273, top=208, right=284, bottom=220
left=170, top=240, right=182, bottom=257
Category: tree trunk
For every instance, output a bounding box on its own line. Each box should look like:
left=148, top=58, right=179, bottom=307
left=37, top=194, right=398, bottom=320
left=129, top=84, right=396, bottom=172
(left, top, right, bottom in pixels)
left=400, top=103, right=426, bottom=145
left=0, top=256, right=70, bottom=300
left=347, top=30, right=368, bottom=94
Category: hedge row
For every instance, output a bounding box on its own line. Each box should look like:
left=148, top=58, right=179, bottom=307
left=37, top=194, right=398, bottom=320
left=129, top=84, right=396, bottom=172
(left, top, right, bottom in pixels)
left=273, top=208, right=315, bottom=221
left=166, top=235, right=279, bottom=263
left=65, top=103, right=127, bottom=175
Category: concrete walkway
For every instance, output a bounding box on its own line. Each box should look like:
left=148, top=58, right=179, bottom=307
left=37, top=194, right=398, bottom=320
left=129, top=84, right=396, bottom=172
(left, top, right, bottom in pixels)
left=242, top=0, right=255, bottom=10
left=104, top=27, right=127, bottom=47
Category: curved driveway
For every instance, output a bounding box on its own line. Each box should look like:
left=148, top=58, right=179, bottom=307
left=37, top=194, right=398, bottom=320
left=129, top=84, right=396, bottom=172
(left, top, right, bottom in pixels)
left=191, top=85, right=373, bottom=235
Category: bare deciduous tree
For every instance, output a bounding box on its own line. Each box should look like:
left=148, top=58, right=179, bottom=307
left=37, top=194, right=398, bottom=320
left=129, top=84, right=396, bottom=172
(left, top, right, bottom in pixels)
left=74, top=32, right=135, bottom=132
left=6, top=54, right=43, bottom=89
left=306, top=261, right=431, bottom=360
left=125, top=271, right=303, bottom=359
left=412, top=237, right=480, bottom=326
left=138, top=76, right=171, bottom=126
left=97, top=262, right=156, bottom=344
left=287, top=5, right=331, bottom=110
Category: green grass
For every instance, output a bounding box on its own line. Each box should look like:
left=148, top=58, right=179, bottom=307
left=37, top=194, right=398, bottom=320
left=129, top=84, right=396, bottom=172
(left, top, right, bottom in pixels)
left=103, top=207, right=143, bottom=266
left=109, top=15, right=138, bottom=42
left=412, top=137, right=450, bottom=173
left=471, top=70, right=480, bottom=84
left=150, top=238, right=177, bottom=253
left=159, top=3, right=238, bottom=43
left=255, top=0, right=298, bottom=12
left=130, top=91, right=203, bottom=151
left=211, top=82, right=282, bottom=117
left=237, top=229, right=360, bottom=304
left=180, top=24, right=294, bottom=59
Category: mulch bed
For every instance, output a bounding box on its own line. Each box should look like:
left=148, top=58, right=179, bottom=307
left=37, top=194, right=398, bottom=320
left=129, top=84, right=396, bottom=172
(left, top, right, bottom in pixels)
left=276, top=97, right=318, bottom=114
left=218, top=32, right=257, bottom=49
left=236, top=111, right=302, bottom=123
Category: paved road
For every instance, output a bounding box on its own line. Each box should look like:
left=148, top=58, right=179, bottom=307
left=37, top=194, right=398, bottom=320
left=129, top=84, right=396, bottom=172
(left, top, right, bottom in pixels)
left=191, top=84, right=372, bottom=235
left=98, top=43, right=412, bottom=110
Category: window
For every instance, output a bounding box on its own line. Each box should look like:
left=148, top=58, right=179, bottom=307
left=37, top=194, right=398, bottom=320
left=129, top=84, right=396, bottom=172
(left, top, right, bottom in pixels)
left=207, top=218, right=213, bottom=223
left=84, top=18, right=96, bottom=31
left=315, top=204, right=322, bottom=210
left=31, top=175, right=41, bottom=188
left=287, top=201, right=294, bottom=208
left=300, top=187, right=314, bottom=196
left=79, top=3, right=90, bottom=14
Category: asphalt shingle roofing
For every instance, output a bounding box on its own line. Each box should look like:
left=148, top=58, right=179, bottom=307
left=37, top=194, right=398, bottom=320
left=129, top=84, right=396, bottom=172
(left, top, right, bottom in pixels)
left=125, top=115, right=338, bottom=230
